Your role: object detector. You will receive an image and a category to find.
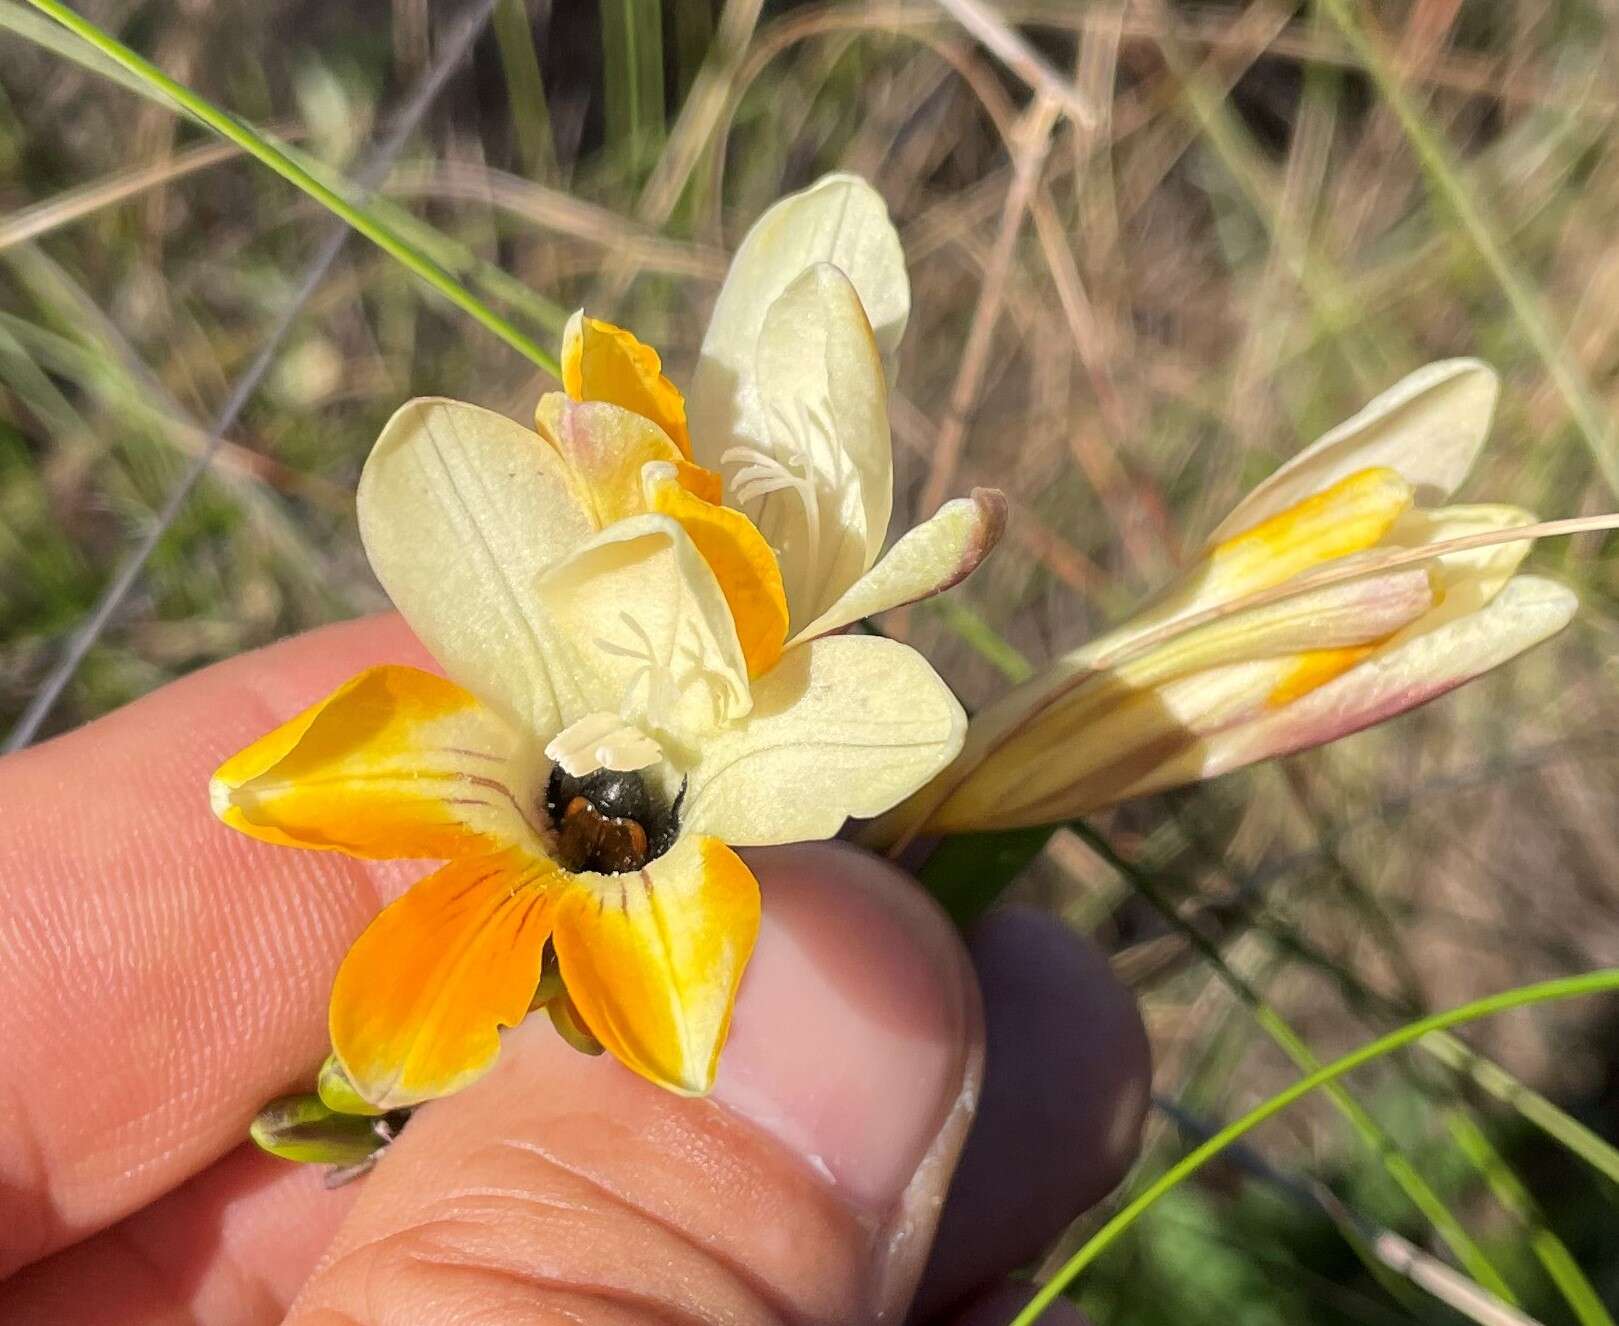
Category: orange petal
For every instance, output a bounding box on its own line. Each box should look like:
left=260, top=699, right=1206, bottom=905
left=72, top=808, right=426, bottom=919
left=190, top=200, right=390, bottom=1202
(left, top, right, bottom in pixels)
left=675, top=458, right=725, bottom=505
left=561, top=310, right=691, bottom=457
left=1266, top=644, right=1378, bottom=709
left=331, top=850, right=558, bottom=1109
left=1202, top=466, right=1413, bottom=603
left=210, top=666, right=538, bottom=860
left=643, top=463, right=788, bottom=678
left=551, top=835, right=761, bottom=1096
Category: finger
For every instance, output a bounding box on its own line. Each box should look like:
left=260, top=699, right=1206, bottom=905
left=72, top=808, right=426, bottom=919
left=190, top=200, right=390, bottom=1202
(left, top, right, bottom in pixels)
left=0, top=1148, right=354, bottom=1325
left=913, top=906, right=1151, bottom=1320
left=0, top=613, right=430, bottom=1274
left=286, top=842, right=984, bottom=1326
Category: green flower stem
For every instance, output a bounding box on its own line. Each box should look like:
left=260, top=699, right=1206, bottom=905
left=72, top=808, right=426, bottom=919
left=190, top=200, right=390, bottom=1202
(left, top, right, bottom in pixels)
left=22, top=0, right=561, bottom=377
left=1009, top=966, right=1619, bottom=1326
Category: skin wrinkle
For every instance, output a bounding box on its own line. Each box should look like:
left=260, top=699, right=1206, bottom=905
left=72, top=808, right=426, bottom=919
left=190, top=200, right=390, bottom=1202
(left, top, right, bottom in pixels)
left=404, top=1216, right=755, bottom=1326
left=863, top=887, right=982, bottom=1322
left=487, top=1134, right=807, bottom=1326
left=296, top=997, right=882, bottom=1324
left=320, top=1205, right=772, bottom=1326
left=107, top=1218, right=208, bottom=1326
left=376, top=1257, right=706, bottom=1326
left=0, top=1075, right=54, bottom=1269
left=0, top=630, right=404, bottom=1275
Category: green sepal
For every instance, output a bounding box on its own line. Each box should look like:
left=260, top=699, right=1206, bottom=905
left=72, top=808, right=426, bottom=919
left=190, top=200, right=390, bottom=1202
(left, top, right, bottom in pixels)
left=917, top=825, right=1057, bottom=928
left=529, top=960, right=565, bottom=1011
left=548, top=991, right=605, bottom=1057
left=318, top=1053, right=385, bottom=1117
left=529, top=947, right=603, bottom=1056
left=250, top=1092, right=386, bottom=1166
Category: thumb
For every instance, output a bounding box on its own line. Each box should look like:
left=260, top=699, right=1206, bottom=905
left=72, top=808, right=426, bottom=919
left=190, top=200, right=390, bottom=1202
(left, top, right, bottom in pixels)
left=285, top=841, right=984, bottom=1325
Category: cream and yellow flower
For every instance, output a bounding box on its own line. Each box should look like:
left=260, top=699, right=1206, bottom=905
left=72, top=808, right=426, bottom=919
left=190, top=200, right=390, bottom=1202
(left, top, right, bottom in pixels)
left=875, top=358, right=1578, bottom=839
left=214, top=175, right=1003, bottom=1109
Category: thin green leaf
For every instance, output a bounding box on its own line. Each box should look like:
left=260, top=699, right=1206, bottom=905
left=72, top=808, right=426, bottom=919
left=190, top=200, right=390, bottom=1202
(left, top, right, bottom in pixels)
left=1076, top=824, right=1522, bottom=1308
left=1010, top=967, right=1619, bottom=1324
left=20, top=0, right=560, bottom=375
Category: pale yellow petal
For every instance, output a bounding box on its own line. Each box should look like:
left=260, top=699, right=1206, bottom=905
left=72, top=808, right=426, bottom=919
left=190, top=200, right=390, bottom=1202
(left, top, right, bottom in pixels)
left=561, top=309, right=691, bottom=455
left=358, top=398, right=593, bottom=735
left=331, top=850, right=558, bottom=1110
left=1208, top=359, right=1497, bottom=544
left=210, top=665, right=539, bottom=859
left=545, top=711, right=662, bottom=777
left=1199, top=466, right=1415, bottom=605
left=1386, top=503, right=1537, bottom=614
left=723, top=263, right=893, bottom=630
left=1075, top=468, right=1415, bottom=669
left=933, top=657, right=1297, bottom=831
left=788, top=488, right=1007, bottom=645
left=535, top=514, right=751, bottom=753
left=552, top=835, right=760, bottom=1096
left=690, top=173, right=909, bottom=430
left=682, top=635, right=966, bottom=846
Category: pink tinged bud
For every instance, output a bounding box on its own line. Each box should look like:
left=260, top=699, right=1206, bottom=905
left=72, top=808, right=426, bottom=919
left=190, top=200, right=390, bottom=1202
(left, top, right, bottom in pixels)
left=919, top=566, right=1437, bottom=833
left=1175, top=575, right=1577, bottom=790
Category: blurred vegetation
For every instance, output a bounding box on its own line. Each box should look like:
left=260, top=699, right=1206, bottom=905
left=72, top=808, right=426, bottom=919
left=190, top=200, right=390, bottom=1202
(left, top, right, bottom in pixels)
left=5, top=0, right=1619, bottom=1320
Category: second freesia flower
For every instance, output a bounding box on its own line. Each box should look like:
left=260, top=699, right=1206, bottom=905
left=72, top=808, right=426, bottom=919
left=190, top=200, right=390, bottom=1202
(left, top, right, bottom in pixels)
left=874, top=358, right=1577, bottom=840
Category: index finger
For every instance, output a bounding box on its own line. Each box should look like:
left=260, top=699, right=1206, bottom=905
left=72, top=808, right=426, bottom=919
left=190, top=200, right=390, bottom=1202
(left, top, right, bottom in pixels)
left=0, top=614, right=430, bottom=1276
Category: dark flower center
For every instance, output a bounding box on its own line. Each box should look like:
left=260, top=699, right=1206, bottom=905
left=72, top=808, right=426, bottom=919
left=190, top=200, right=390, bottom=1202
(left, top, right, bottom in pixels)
left=544, top=767, right=683, bottom=874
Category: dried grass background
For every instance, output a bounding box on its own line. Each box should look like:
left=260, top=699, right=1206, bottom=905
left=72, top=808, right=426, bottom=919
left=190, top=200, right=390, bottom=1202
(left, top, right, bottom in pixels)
left=4, top=1, right=1619, bottom=1320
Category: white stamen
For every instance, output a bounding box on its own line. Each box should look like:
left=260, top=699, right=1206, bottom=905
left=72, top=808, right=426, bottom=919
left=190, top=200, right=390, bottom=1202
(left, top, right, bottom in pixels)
left=596, top=611, right=684, bottom=728
left=545, top=711, right=661, bottom=777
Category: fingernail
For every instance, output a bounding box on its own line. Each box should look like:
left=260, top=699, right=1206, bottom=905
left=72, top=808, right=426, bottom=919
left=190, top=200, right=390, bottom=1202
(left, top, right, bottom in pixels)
left=714, top=841, right=984, bottom=1317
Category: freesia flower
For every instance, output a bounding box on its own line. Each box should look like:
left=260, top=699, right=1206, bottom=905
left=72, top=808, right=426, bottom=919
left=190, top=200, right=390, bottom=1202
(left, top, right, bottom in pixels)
left=213, top=174, right=1003, bottom=1109
left=873, top=359, right=1578, bottom=841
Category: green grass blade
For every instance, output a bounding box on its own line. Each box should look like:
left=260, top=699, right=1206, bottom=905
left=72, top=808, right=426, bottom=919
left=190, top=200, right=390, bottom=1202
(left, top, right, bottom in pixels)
left=601, top=0, right=665, bottom=163
left=922, top=596, right=1034, bottom=683
left=1446, top=1109, right=1616, bottom=1326
left=21, top=0, right=560, bottom=376
left=917, top=825, right=1055, bottom=928
left=492, top=0, right=559, bottom=182
left=1422, top=1031, right=1619, bottom=1190
left=0, top=2, right=564, bottom=345
left=1317, top=0, right=1619, bottom=497
left=0, top=0, right=154, bottom=100
left=1075, top=824, right=1523, bottom=1308
left=1009, top=967, right=1619, bottom=1325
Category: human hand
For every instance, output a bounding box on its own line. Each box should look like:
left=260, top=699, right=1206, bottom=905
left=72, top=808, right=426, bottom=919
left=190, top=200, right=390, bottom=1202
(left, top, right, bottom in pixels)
left=0, top=615, right=1150, bottom=1324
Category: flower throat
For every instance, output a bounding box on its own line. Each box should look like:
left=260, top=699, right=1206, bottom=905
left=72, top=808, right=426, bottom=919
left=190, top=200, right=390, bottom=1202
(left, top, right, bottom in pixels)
left=544, top=767, right=683, bottom=874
